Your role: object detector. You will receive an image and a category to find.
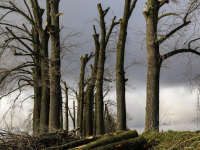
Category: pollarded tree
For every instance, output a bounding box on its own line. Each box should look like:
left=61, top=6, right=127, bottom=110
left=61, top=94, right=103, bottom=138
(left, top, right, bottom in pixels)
left=84, top=26, right=100, bottom=136
left=143, top=0, right=200, bottom=131
left=95, top=3, right=119, bottom=135
left=77, top=53, right=93, bottom=136
left=115, top=0, right=138, bottom=132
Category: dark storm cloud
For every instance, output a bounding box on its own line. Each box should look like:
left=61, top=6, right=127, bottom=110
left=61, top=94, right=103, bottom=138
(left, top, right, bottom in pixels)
left=58, top=0, right=199, bottom=89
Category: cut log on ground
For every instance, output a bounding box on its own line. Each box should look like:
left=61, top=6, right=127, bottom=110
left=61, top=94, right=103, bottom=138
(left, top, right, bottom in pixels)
left=71, top=130, right=138, bottom=150
left=90, top=136, right=147, bottom=150
left=43, top=136, right=101, bottom=150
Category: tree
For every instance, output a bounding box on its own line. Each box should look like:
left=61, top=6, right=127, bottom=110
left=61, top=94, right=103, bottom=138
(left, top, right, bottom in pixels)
left=95, top=3, right=119, bottom=135
left=49, top=0, right=61, bottom=133
left=84, top=26, right=100, bottom=136
left=143, top=0, right=200, bottom=131
left=0, top=0, right=48, bottom=135
left=77, top=53, right=93, bottom=136
left=30, top=0, right=51, bottom=134
left=115, top=0, right=137, bottom=132
left=62, top=81, right=68, bottom=133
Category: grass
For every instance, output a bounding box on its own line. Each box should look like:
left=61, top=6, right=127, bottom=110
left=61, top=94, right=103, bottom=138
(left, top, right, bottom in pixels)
left=141, top=130, right=200, bottom=149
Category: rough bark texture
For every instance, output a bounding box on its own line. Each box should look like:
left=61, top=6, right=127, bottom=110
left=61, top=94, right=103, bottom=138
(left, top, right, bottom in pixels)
left=93, top=93, right=97, bottom=136
left=63, top=82, right=69, bottom=133
left=40, top=0, right=51, bottom=134
left=60, top=87, right=63, bottom=129
left=39, top=33, right=50, bottom=134
left=49, top=0, right=61, bottom=133
left=95, top=3, right=107, bottom=136
left=84, top=33, right=100, bottom=136
left=144, top=0, right=160, bottom=132
left=44, top=136, right=101, bottom=150
left=90, top=136, right=147, bottom=150
left=116, top=0, right=137, bottom=132
left=73, top=100, right=76, bottom=130
left=79, top=130, right=138, bottom=150
left=77, top=54, right=91, bottom=136
left=30, top=0, right=50, bottom=134
left=32, top=28, right=41, bottom=136
left=116, top=0, right=129, bottom=132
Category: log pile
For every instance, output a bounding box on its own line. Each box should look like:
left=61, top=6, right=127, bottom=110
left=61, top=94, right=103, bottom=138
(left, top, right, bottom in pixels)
left=0, top=129, right=148, bottom=150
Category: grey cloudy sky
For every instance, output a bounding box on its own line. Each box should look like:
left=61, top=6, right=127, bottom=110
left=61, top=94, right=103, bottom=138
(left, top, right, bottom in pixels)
left=1, top=0, right=200, bottom=133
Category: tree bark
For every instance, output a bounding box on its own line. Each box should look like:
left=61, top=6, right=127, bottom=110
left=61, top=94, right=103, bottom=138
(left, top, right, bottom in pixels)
left=144, top=0, right=160, bottom=132
left=39, top=33, right=50, bottom=134
left=63, top=82, right=68, bottom=133
left=30, top=0, right=50, bottom=134
left=116, top=0, right=137, bottom=132
left=116, top=0, right=129, bottom=132
left=79, top=130, right=138, bottom=150
left=90, top=136, right=147, bottom=150
left=77, top=54, right=91, bottom=136
left=60, top=87, right=63, bottom=129
left=49, top=0, right=61, bottom=133
left=44, top=136, right=101, bottom=150
left=32, top=28, right=41, bottom=136
left=95, top=3, right=107, bottom=136
left=84, top=32, right=100, bottom=136
left=73, top=100, right=76, bottom=130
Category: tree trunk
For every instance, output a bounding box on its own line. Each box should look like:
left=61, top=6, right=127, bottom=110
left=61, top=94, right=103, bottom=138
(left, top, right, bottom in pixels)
left=115, top=0, right=130, bottom=132
left=77, top=55, right=86, bottom=136
left=90, top=136, right=147, bottom=150
left=44, top=136, right=101, bottom=150
left=85, top=33, right=100, bottom=136
left=30, top=0, right=51, bottom=134
left=32, top=28, right=41, bottom=136
left=95, top=3, right=107, bottom=136
left=63, top=82, right=68, bottom=133
left=144, top=0, right=160, bottom=132
left=77, top=54, right=91, bottom=136
left=79, top=130, right=138, bottom=150
left=73, top=100, right=76, bottom=130
left=116, top=0, right=137, bottom=132
left=60, top=87, right=63, bottom=129
left=39, top=32, right=50, bottom=134
left=49, top=0, right=61, bottom=133
left=93, top=93, right=97, bottom=136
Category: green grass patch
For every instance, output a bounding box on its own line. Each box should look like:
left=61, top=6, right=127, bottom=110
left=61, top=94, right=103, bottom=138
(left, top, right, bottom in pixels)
left=141, top=130, right=200, bottom=149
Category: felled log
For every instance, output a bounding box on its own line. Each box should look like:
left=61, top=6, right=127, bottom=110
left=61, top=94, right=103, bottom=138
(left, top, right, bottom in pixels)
left=90, top=136, right=147, bottom=150
left=44, top=131, right=125, bottom=150
left=43, top=136, right=101, bottom=150
left=74, top=130, right=138, bottom=150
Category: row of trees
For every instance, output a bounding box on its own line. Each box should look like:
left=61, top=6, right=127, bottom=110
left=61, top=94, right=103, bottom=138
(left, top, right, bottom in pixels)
left=0, top=0, right=200, bottom=137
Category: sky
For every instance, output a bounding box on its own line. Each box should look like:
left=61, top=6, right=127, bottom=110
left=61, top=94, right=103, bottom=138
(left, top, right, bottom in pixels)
left=1, top=0, right=200, bottom=134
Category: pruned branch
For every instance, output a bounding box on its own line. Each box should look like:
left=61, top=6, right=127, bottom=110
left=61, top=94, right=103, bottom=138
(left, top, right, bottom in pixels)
left=158, top=13, right=179, bottom=20
left=161, top=49, right=200, bottom=62
left=105, top=16, right=119, bottom=46
left=130, top=0, right=138, bottom=18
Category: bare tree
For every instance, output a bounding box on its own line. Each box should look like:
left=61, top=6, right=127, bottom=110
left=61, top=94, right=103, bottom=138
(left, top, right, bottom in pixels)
left=143, top=0, right=200, bottom=132
left=115, top=0, right=137, bottom=132
left=95, top=3, right=119, bottom=135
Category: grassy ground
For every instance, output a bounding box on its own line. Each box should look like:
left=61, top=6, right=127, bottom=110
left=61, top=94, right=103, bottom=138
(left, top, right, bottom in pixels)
left=141, top=130, right=200, bottom=149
